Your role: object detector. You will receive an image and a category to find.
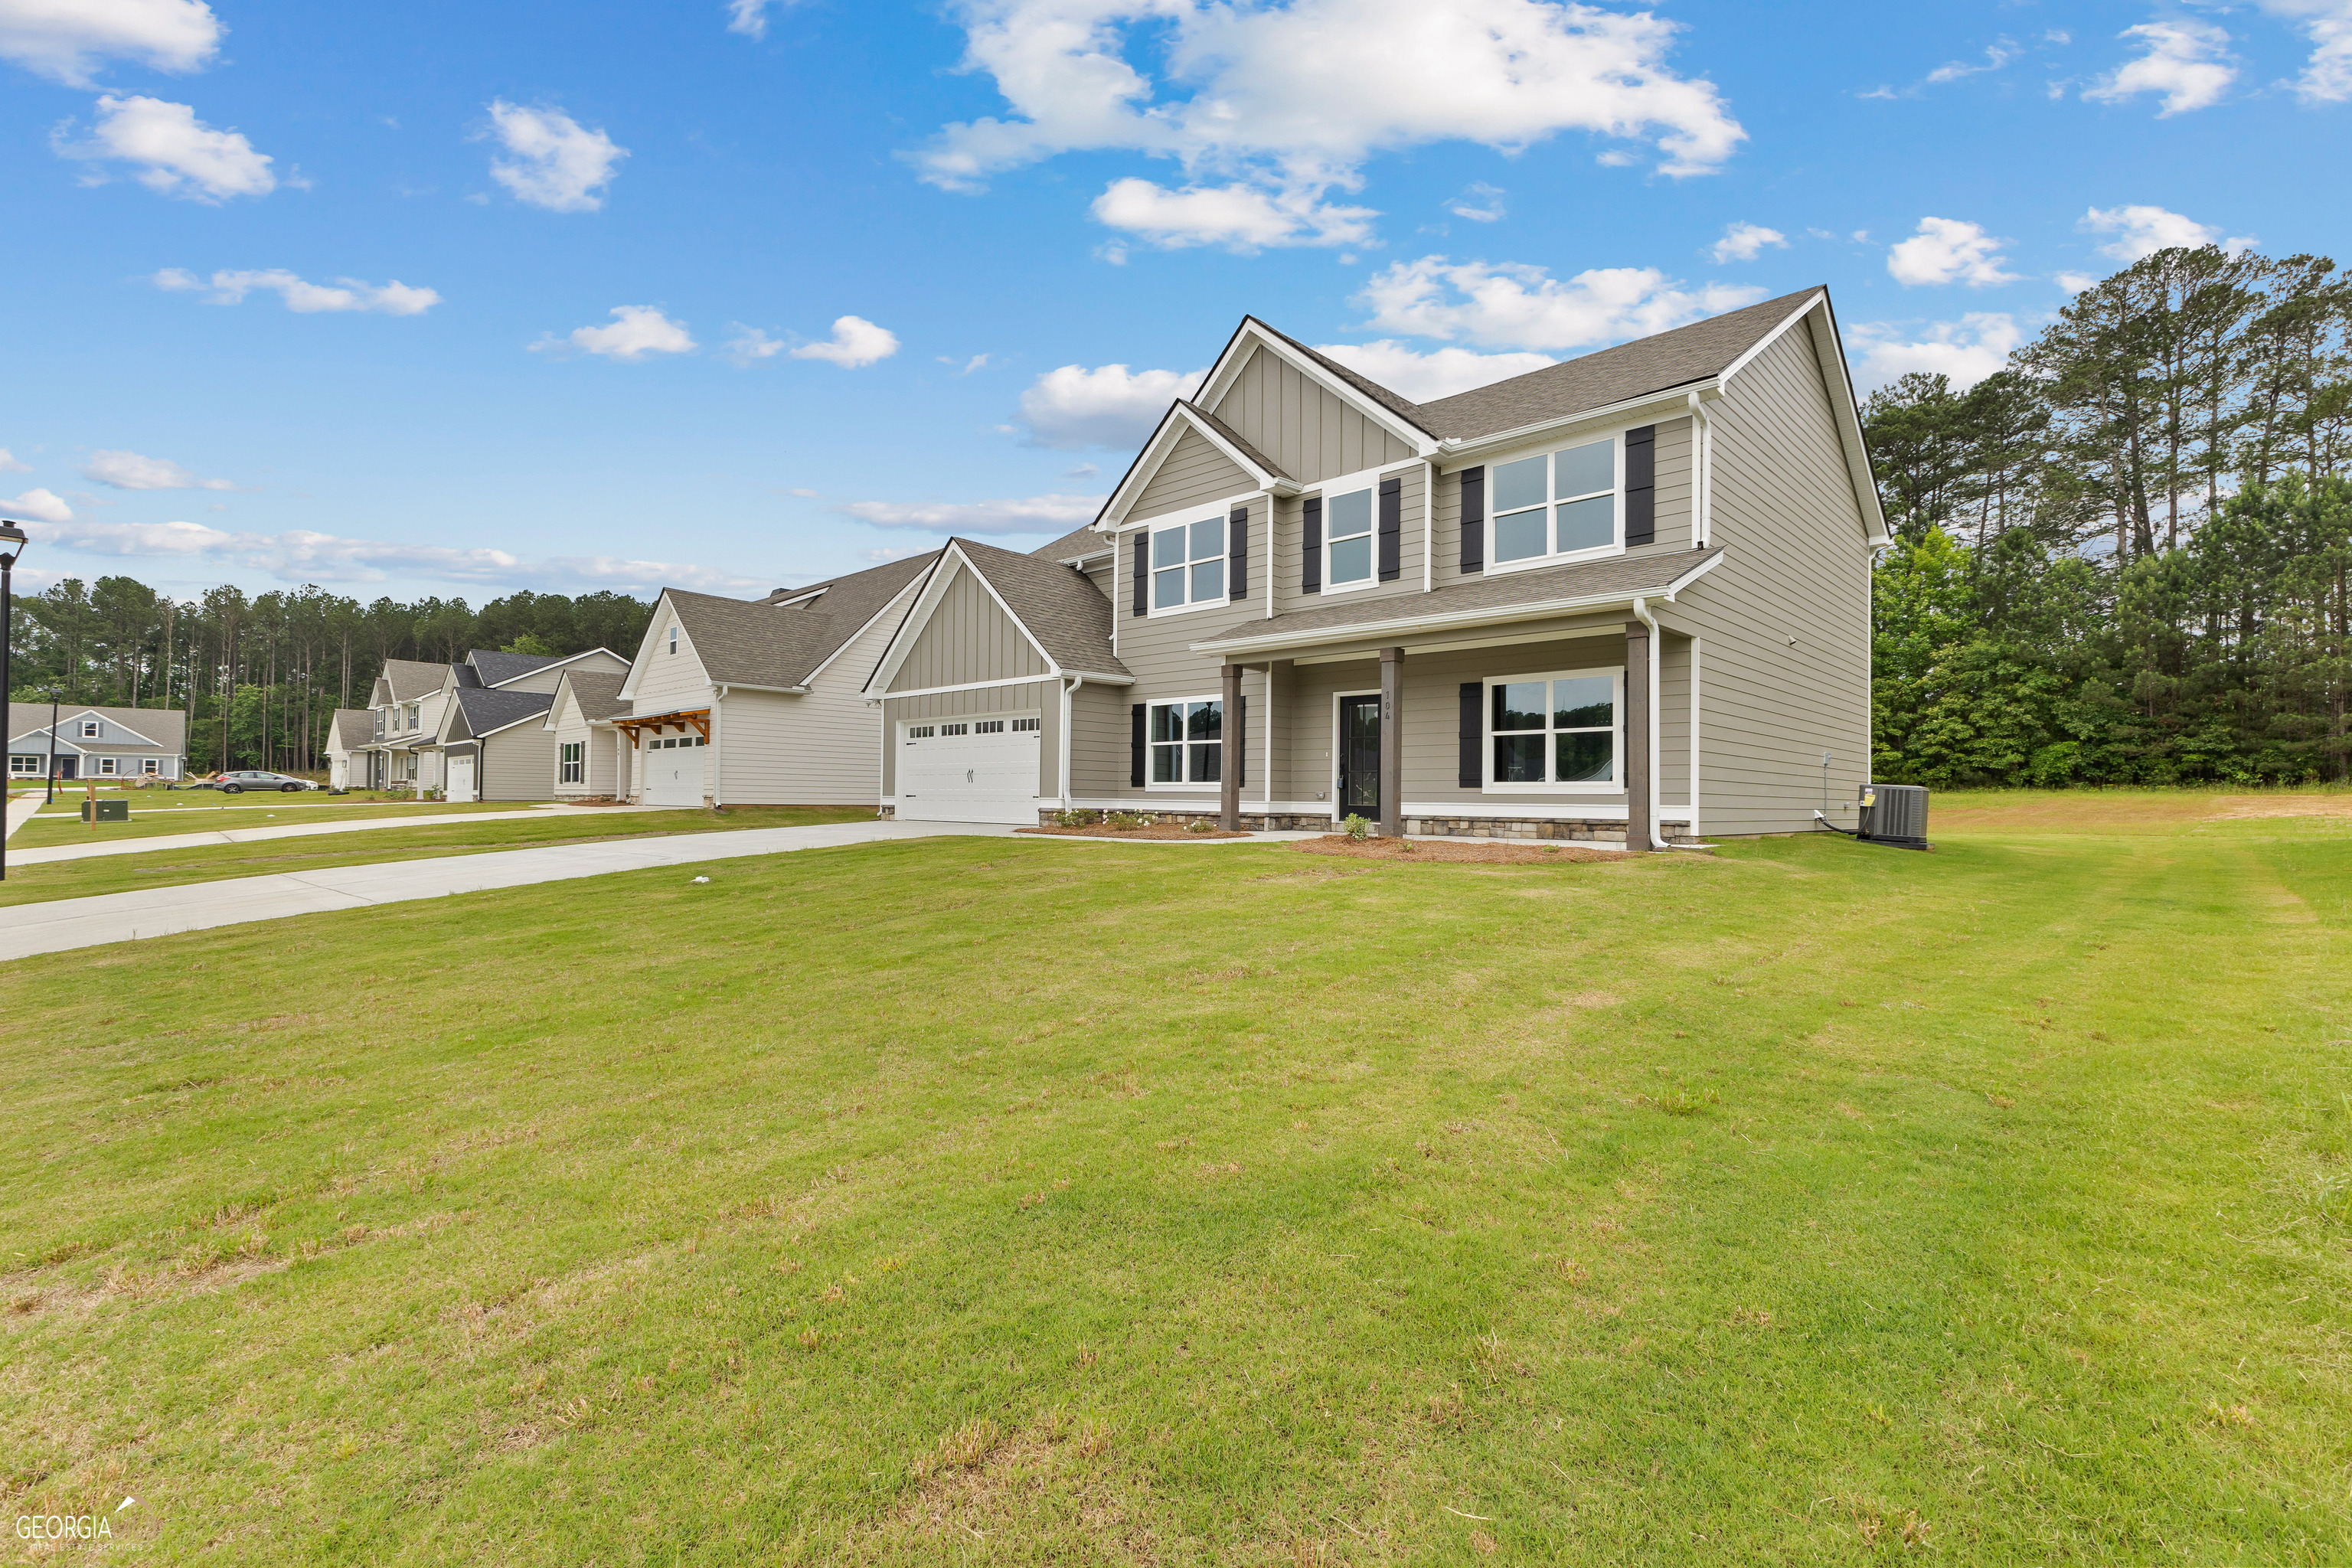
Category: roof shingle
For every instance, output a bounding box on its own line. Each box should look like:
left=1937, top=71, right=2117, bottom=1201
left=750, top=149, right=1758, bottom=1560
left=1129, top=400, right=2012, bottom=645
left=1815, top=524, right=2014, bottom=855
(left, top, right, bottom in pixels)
left=557, top=670, right=629, bottom=722
left=449, top=687, right=556, bottom=738
left=940, top=538, right=1130, bottom=678
left=666, top=553, right=936, bottom=689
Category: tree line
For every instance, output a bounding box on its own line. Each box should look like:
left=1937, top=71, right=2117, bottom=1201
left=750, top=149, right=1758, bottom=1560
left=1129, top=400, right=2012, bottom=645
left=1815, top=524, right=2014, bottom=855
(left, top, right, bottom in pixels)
left=1867, top=243, right=2350, bottom=788
left=6, top=583, right=653, bottom=773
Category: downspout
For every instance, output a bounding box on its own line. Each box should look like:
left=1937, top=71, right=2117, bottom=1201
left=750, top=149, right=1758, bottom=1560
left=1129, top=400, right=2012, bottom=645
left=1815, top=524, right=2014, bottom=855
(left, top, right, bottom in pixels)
left=1422, top=459, right=1436, bottom=593
left=712, top=685, right=727, bottom=808
left=1630, top=596, right=1700, bottom=852
left=1060, top=673, right=1083, bottom=809
left=1259, top=492, right=1275, bottom=619
left=1686, top=391, right=1715, bottom=547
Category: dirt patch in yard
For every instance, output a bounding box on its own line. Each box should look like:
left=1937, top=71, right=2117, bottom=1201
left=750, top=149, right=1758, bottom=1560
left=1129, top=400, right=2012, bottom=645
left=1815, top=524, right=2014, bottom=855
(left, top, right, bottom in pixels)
left=1290, top=834, right=1622, bottom=864
left=1016, top=824, right=1250, bottom=841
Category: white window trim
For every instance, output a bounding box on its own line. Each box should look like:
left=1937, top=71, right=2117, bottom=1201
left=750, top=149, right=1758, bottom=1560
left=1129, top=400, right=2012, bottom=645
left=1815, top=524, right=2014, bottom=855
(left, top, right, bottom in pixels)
left=1485, top=429, right=1626, bottom=579
left=1142, top=501, right=1246, bottom=619
left=1312, top=463, right=1395, bottom=597
left=1483, top=666, right=1625, bottom=794
left=9, top=755, right=40, bottom=776
left=141, top=758, right=160, bottom=776
left=80, top=720, right=101, bottom=738
left=1142, top=693, right=1227, bottom=790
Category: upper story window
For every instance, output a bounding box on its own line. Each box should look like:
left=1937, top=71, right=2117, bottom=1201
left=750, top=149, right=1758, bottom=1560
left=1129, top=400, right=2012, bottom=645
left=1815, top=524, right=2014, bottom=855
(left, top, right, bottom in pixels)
left=1491, top=436, right=1617, bottom=569
left=405, top=702, right=420, bottom=730
left=667, top=626, right=679, bottom=655
left=1151, top=517, right=1224, bottom=612
left=1488, top=670, right=1619, bottom=789
left=1322, top=485, right=1375, bottom=590
left=374, top=710, right=386, bottom=738
left=80, top=719, right=101, bottom=738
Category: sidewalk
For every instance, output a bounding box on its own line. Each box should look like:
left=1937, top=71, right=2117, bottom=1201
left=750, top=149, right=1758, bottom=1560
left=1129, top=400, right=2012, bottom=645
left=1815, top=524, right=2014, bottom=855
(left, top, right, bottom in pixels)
left=7, top=802, right=685, bottom=867
left=4, top=792, right=39, bottom=842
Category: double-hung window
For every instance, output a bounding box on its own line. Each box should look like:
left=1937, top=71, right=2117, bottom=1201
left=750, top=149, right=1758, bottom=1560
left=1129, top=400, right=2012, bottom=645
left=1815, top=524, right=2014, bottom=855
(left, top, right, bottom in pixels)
left=1150, top=517, right=1225, bottom=612
left=1322, top=482, right=1375, bottom=590
left=141, top=758, right=160, bottom=776
left=1146, top=697, right=1222, bottom=785
left=96, top=756, right=119, bottom=776
left=1488, top=671, right=1619, bottom=788
left=1490, top=436, right=1618, bottom=567
left=80, top=720, right=100, bottom=739
left=560, top=742, right=584, bottom=783
left=9, top=755, right=38, bottom=776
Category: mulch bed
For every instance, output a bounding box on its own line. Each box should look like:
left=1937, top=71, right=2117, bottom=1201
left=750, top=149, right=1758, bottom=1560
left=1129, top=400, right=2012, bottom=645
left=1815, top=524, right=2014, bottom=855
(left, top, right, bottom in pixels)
left=1015, top=824, right=1251, bottom=841
left=1289, top=834, right=1622, bottom=864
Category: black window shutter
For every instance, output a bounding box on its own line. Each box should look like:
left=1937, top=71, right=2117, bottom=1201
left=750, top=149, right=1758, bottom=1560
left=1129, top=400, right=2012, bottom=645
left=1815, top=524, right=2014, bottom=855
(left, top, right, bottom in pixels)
left=1625, top=426, right=1656, bottom=546
left=1301, top=497, right=1322, bottom=594
left=1459, top=467, right=1485, bottom=573
left=1377, top=476, right=1402, bottom=581
left=1228, top=505, right=1249, bottom=600
left=1458, top=683, right=1482, bottom=789
left=1132, top=533, right=1148, bottom=616
left=1235, top=694, right=1246, bottom=788
left=1130, top=704, right=1145, bottom=787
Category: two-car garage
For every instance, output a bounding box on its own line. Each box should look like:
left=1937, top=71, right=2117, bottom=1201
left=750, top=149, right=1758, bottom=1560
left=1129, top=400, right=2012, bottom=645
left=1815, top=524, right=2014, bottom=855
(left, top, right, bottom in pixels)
left=893, top=712, right=1041, bottom=824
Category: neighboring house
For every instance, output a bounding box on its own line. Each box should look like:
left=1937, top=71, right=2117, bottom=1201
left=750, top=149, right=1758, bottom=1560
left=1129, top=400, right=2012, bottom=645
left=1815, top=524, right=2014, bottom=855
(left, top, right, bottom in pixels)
left=863, top=537, right=1133, bottom=824
left=358, top=658, right=456, bottom=790
left=866, top=287, right=1886, bottom=844
left=327, top=708, right=374, bottom=789
left=430, top=647, right=632, bottom=802
left=543, top=669, right=629, bottom=799
left=8, top=704, right=188, bottom=783
left=616, top=556, right=936, bottom=807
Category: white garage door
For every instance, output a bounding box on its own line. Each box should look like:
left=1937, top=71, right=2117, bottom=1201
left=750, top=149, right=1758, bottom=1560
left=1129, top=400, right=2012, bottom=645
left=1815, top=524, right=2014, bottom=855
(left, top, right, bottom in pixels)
left=644, top=735, right=706, bottom=806
left=897, top=714, right=1040, bottom=825
left=446, top=753, right=476, bottom=802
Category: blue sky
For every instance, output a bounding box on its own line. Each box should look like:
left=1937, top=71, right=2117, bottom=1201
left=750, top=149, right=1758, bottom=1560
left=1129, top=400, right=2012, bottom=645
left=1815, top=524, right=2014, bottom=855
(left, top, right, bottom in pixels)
left=0, top=0, right=2343, bottom=602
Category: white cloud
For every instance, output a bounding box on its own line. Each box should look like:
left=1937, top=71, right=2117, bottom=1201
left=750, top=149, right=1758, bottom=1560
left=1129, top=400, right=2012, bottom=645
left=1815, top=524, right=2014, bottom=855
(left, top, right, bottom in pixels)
left=1090, top=175, right=1376, bottom=250
left=0, top=0, right=220, bottom=87
left=2084, top=21, right=2236, bottom=115
left=1311, top=341, right=1553, bottom=403
left=2055, top=270, right=2100, bottom=294
left=916, top=0, right=1745, bottom=247
left=81, top=449, right=232, bottom=491
left=859, top=546, right=932, bottom=563
left=484, top=101, right=626, bottom=213
left=0, top=449, right=29, bottom=474
left=1448, top=181, right=1507, bottom=223
left=725, top=0, right=788, bottom=40
left=533, top=306, right=696, bottom=361
left=1710, top=220, right=1786, bottom=263
left=1847, top=313, right=2021, bottom=391
left=724, top=325, right=786, bottom=365
left=1354, top=255, right=1763, bottom=351
left=835, top=492, right=1107, bottom=534
left=0, top=488, right=73, bottom=524
left=152, top=266, right=439, bottom=315
left=789, top=315, right=899, bottom=368
left=1923, top=39, right=2019, bottom=85
left=2254, top=2, right=2352, bottom=101
left=53, top=94, right=273, bottom=201
left=1017, top=363, right=1205, bottom=449
left=1886, top=217, right=2019, bottom=287
left=2080, top=204, right=2255, bottom=261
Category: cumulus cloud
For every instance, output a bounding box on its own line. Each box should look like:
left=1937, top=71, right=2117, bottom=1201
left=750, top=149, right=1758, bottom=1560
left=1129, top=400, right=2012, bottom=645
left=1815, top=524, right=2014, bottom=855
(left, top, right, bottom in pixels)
left=1886, top=217, right=2019, bottom=287
left=1847, top=313, right=2022, bottom=391
left=916, top=0, right=1744, bottom=248
left=2084, top=20, right=2236, bottom=115
left=0, top=0, right=220, bottom=87
left=2081, top=204, right=2256, bottom=261
left=1017, top=363, right=1206, bottom=449
left=52, top=94, right=274, bottom=201
left=1354, top=255, right=1763, bottom=351
left=0, top=449, right=29, bottom=474
left=2056, top=271, right=2100, bottom=294
left=725, top=0, right=790, bottom=39
left=2255, top=1, right=2352, bottom=100
left=0, top=488, right=74, bottom=524
left=532, top=306, right=695, bottom=361
left=1922, top=39, right=2019, bottom=85
left=1310, top=341, right=1553, bottom=403
left=1710, top=221, right=1786, bottom=263
left=81, top=449, right=232, bottom=491
left=1448, top=181, right=1507, bottom=223
left=485, top=100, right=626, bottom=213
left=789, top=315, right=900, bottom=368
left=152, top=266, right=439, bottom=315
left=835, top=492, right=1107, bottom=534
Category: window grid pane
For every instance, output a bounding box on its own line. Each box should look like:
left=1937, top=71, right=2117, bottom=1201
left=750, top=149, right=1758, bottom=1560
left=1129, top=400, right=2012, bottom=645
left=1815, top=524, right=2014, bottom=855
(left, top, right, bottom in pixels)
left=1191, top=560, right=1224, bottom=603
left=1554, top=439, right=1612, bottom=499
left=1493, top=510, right=1546, bottom=563
left=1555, top=494, right=1614, bottom=554
left=1326, top=488, right=1373, bottom=539
left=1328, top=535, right=1372, bottom=583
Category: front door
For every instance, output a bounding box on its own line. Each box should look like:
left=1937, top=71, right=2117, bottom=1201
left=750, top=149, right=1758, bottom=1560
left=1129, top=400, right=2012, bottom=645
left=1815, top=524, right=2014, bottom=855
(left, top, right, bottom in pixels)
left=1337, top=695, right=1380, bottom=819
left=55, top=755, right=77, bottom=782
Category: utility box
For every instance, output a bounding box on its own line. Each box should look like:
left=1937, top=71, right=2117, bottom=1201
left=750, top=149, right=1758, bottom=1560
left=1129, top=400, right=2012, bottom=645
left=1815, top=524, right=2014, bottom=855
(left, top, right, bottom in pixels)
left=82, top=799, right=129, bottom=823
left=1858, top=784, right=1929, bottom=850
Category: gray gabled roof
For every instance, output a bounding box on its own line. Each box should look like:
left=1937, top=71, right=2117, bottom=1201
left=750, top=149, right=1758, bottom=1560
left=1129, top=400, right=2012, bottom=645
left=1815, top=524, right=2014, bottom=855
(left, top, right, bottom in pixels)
left=8, top=702, right=187, bottom=751
left=557, top=670, right=629, bottom=722
left=466, top=648, right=566, bottom=688
left=448, top=686, right=557, bottom=739
left=945, top=537, right=1130, bottom=677
left=330, top=708, right=375, bottom=750
left=1032, top=525, right=1112, bottom=564
left=665, top=553, right=936, bottom=690
left=1176, top=399, right=1290, bottom=481
left=1247, top=319, right=1436, bottom=439
left=377, top=658, right=450, bottom=702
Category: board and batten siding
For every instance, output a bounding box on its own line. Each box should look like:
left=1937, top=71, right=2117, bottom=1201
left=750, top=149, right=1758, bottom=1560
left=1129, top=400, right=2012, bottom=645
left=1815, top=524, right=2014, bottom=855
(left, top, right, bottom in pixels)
left=1128, top=428, right=1253, bottom=525
left=1209, top=345, right=1416, bottom=485
left=887, top=566, right=1049, bottom=694
left=880, top=681, right=1061, bottom=800
left=1661, top=322, right=1873, bottom=836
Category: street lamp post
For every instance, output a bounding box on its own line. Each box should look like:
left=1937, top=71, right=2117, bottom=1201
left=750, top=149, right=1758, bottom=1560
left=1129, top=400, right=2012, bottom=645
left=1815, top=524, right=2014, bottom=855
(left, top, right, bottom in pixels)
left=0, top=518, right=30, bottom=882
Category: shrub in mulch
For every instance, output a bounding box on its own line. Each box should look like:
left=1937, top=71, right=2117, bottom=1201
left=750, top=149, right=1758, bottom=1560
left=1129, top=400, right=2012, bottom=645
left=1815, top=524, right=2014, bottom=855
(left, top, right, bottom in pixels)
left=1016, top=823, right=1250, bottom=840
left=1289, top=834, right=1622, bottom=864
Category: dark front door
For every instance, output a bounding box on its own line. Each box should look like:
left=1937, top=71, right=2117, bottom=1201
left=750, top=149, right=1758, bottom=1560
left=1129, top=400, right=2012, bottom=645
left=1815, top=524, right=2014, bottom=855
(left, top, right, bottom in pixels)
left=54, top=755, right=77, bottom=781
left=1338, top=694, right=1380, bottom=818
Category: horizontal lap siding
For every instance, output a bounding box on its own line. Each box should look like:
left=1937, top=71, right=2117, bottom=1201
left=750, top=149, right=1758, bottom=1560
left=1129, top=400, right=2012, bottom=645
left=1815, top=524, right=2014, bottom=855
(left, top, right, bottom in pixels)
left=1675, top=324, right=1872, bottom=836
left=1265, top=463, right=1429, bottom=619
left=480, top=729, right=557, bottom=801
left=1069, top=680, right=1131, bottom=799
left=550, top=704, right=592, bottom=797
left=632, top=606, right=713, bottom=714
left=1130, top=429, right=1252, bottom=524
left=890, top=567, right=1047, bottom=694
left=1210, top=347, right=1414, bottom=485
left=718, top=589, right=914, bottom=805
left=1394, top=633, right=1634, bottom=807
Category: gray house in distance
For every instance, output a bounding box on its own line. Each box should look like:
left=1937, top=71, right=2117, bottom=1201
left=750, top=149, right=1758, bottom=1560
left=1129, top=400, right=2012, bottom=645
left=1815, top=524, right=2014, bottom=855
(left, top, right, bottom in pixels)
left=864, top=286, right=1886, bottom=845
left=9, top=704, right=189, bottom=782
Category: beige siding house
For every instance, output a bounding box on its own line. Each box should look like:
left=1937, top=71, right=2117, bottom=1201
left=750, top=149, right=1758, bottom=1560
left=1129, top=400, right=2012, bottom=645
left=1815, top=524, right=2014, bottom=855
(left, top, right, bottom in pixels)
left=327, top=708, right=373, bottom=789
left=358, top=659, right=452, bottom=789
left=544, top=671, right=629, bottom=799
left=615, top=556, right=936, bottom=807
left=866, top=289, right=1886, bottom=847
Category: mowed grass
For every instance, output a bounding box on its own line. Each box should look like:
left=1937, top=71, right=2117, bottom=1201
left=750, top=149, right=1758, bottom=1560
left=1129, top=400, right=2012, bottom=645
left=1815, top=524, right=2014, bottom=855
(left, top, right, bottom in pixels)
left=0, top=805, right=875, bottom=907
left=2, top=795, right=2348, bottom=1563
left=12, top=799, right=573, bottom=847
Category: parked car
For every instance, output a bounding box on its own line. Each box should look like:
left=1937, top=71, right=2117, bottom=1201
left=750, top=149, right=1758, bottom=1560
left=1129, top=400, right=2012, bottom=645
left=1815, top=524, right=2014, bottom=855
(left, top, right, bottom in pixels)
left=217, top=770, right=322, bottom=794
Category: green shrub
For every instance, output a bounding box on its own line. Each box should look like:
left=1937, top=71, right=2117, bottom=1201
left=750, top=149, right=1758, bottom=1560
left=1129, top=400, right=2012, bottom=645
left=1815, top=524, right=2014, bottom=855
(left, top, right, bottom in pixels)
left=1342, top=813, right=1372, bottom=841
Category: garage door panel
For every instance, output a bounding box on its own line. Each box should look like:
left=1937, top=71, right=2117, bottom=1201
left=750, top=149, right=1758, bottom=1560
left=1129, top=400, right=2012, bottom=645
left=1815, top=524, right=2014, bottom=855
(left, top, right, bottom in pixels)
left=897, top=714, right=1040, bottom=825
left=644, top=738, right=705, bottom=806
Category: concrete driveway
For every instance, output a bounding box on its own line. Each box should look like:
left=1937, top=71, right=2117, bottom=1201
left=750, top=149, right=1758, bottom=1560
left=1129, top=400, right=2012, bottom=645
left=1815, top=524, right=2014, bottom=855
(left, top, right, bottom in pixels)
left=7, top=802, right=686, bottom=867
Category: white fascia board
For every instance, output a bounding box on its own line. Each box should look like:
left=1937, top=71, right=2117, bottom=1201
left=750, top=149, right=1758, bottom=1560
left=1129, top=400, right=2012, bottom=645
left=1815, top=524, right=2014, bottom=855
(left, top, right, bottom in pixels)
left=1805, top=295, right=1892, bottom=544
left=800, top=575, right=926, bottom=688
left=1190, top=553, right=1725, bottom=658
left=861, top=547, right=985, bottom=696
left=488, top=647, right=626, bottom=690
left=1718, top=290, right=1827, bottom=386
left=1202, top=320, right=1438, bottom=456
left=1099, top=402, right=1290, bottom=531
left=1432, top=382, right=1719, bottom=465
left=952, top=550, right=1063, bottom=676
left=615, top=593, right=681, bottom=703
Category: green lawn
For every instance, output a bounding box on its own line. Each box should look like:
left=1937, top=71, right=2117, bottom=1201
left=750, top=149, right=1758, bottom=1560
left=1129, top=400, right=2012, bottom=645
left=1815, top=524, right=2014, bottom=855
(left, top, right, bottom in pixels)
left=0, top=805, right=876, bottom=907
left=11, top=798, right=574, bottom=848
left=2, top=794, right=2347, bottom=1562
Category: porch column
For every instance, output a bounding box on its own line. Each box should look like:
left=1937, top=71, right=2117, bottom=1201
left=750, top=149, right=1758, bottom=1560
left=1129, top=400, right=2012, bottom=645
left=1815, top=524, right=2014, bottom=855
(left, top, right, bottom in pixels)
left=1219, top=663, right=1243, bottom=831
left=1379, top=646, right=1404, bottom=838
left=1622, top=619, right=1651, bottom=855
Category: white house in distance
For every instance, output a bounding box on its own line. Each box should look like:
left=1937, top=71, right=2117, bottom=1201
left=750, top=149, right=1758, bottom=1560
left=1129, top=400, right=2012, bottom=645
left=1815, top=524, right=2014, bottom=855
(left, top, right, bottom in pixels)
left=543, top=669, right=629, bottom=799
left=8, top=704, right=189, bottom=783
left=615, top=555, right=935, bottom=807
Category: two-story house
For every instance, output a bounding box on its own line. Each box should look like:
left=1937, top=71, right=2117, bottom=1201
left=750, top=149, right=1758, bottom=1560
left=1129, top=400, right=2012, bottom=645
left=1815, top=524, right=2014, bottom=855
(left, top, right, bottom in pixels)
left=864, top=286, right=1885, bottom=846
left=358, top=658, right=456, bottom=790
left=8, top=704, right=189, bottom=783
left=428, top=647, right=632, bottom=802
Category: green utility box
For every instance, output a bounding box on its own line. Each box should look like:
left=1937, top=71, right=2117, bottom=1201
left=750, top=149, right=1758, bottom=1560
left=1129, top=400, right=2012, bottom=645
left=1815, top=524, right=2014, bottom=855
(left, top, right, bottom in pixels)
left=82, top=799, right=129, bottom=823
